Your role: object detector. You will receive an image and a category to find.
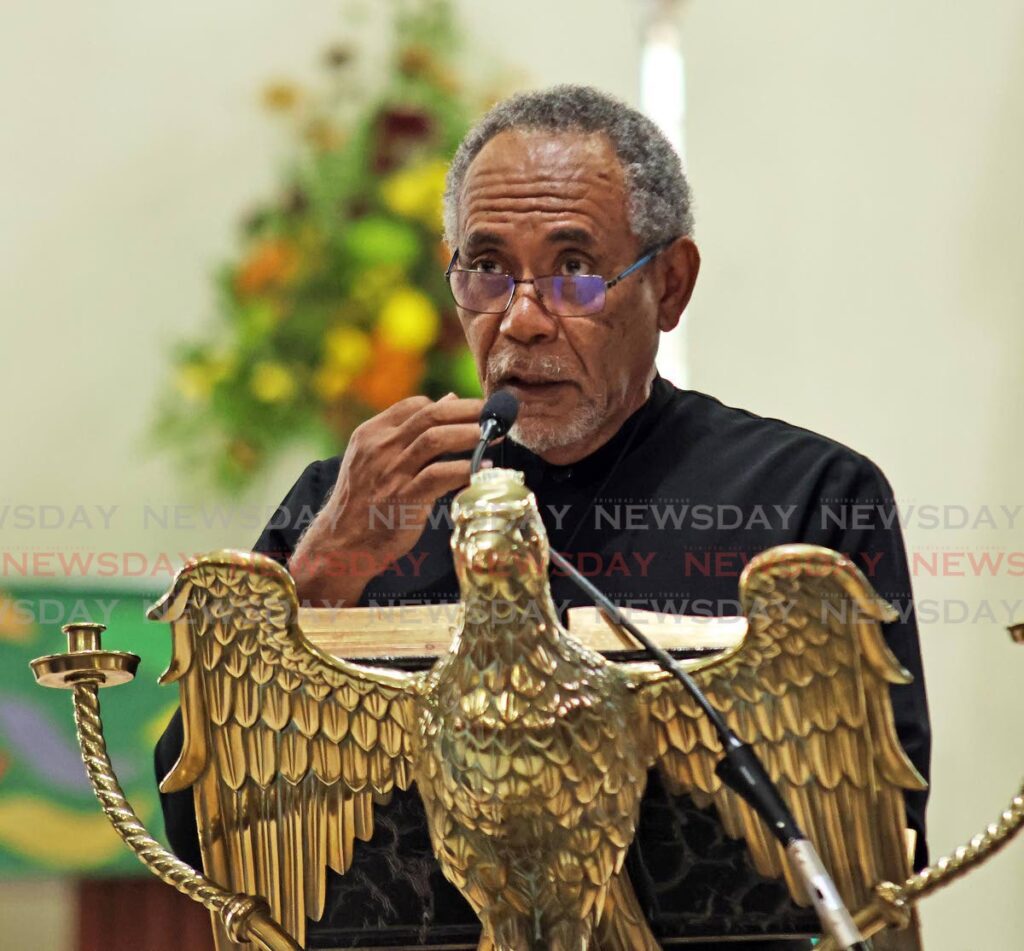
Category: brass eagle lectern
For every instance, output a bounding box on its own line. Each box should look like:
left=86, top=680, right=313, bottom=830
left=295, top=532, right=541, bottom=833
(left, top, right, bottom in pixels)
left=32, top=468, right=1023, bottom=950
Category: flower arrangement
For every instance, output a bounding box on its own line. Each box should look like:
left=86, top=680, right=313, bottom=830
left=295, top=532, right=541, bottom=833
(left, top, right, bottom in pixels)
left=155, top=0, right=488, bottom=489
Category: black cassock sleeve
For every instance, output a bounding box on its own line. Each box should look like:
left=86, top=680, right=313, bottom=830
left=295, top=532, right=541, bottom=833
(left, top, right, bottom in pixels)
left=797, top=451, right=931, bottom=868
left=153, top=459, right=338, bottom=868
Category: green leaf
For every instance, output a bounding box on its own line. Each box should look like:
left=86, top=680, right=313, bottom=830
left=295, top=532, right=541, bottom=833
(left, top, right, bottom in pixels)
left=342, top=215, right=421, bottom=269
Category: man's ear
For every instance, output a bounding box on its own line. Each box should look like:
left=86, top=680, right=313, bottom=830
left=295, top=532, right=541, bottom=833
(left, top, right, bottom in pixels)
left=656, top=236, right=700, bottom=333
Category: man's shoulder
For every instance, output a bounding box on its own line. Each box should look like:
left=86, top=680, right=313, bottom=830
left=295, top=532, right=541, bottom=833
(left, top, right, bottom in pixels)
left=260, top=456, right=340, bottom=513
left=251, top=456, right=342, bottom=562
left=657, top=380, right=891, bottom=492
left=293, top=455, right=342, bottom=490
left=272, top=454, right=343, bottom=512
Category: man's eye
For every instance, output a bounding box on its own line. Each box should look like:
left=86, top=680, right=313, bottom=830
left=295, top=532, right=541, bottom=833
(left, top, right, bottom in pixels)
left=559, top=257, right=594, bottom=277
left=470, top=258, right=506, bottom=275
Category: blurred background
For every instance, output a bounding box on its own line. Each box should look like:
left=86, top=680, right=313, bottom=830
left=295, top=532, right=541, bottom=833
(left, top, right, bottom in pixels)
left=1, top=0, right=1022, bottom=947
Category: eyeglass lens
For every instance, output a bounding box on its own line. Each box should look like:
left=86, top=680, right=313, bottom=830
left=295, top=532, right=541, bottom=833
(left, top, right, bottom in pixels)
left=449, top=271, right=607, bottom=317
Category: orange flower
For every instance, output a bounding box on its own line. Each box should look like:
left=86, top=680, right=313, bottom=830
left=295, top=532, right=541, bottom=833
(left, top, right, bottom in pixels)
left=398, top=45, right=459, bottom=94
left=435, top=239, right=455, bottom=268
left=262, top=81, right=300, bottom=112
left=0, top=592, right=33, bottom=643
left=305, top=118, right=346, bottom=152
left=228, top=439, right=260, bottom=472
left=350, top=337, right=425, bottom=411
left=399, top=45, right=436, bottom=78
left=235, top=239, right=300, bottom=297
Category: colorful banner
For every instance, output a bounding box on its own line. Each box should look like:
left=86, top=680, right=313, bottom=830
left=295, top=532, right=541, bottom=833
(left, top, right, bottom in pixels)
left=0, top=586, right=176, bottom=875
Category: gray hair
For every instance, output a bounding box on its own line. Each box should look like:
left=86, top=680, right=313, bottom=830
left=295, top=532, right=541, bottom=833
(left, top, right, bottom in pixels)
left=442, top=84, right=694, bottom=249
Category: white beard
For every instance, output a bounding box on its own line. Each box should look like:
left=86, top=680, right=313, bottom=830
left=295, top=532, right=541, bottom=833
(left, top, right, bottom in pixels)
left=508, top=398, right=604, bottom=454
left=486, top=352, right=605, bottom=454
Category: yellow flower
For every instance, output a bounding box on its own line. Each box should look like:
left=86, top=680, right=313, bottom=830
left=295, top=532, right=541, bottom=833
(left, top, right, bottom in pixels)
left=208, top=354, right=235, bottom=382
left=175, top=363, right=216, bottom=402
left=377, top=288, right=440, bottom=353
left=350, top=263, right=404, bottom=308
left=323, top=325, right=372, bottom=374
left=175, top=355, right=234, bottom=402
left=313, top=364, right=352, bottom=402
left=250, top=361, right=296, bottom=403
left=380, top=158, right=449, bottom=231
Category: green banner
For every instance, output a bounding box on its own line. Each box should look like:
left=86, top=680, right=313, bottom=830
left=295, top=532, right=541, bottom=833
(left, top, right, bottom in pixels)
left=0, top=585, right=176, bottom=876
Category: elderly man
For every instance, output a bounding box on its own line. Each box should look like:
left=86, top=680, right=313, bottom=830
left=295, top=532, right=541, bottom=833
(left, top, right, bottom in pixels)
left=157, top=85, right=930, bottom=945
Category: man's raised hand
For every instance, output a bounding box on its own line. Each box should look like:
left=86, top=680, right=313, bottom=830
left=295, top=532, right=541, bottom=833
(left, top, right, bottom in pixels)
left=288, top=393, right=486, bottom=606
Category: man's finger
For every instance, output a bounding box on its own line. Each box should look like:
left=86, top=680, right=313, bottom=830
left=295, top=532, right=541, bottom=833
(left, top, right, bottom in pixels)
left=394, top=396, right=485, bottom=444
left=405, top=459, right=477, bottom=504
left=376, top=394, right=434, bottom=425
left=396, top=423, right=485, bottom=474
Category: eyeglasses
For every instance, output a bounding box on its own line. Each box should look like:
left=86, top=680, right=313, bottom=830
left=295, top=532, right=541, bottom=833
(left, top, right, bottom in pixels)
left=444, top=243, right=669, bottom=318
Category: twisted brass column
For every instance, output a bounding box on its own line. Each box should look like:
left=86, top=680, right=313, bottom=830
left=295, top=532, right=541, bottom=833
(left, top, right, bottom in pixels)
left=817, top=781, right=1024, bottom=951
left=31, top=623, right=299, bottom=951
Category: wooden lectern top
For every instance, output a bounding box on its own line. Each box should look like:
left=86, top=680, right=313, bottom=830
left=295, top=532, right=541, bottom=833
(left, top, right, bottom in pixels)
left=298, top=605, right=747, bottom=662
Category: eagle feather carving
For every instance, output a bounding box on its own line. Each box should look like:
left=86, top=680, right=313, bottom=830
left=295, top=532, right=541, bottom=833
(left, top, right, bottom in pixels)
left=150, top=468, right=924, bottom=951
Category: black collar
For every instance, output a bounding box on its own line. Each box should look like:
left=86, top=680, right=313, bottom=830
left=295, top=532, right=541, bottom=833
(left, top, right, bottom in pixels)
left=495, top=375, right=674, bottom=490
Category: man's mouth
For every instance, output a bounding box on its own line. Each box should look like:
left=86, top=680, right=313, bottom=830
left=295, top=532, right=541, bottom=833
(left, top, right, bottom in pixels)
left=498, top=375, right=573, bottom=394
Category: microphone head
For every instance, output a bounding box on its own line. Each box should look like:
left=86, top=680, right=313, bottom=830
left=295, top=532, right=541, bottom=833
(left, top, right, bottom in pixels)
left=480, top=389, right=519, bottom=437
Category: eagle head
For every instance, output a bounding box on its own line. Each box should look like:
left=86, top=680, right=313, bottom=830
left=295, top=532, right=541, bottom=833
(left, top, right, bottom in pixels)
left=450, top=468, right=548, bottom=600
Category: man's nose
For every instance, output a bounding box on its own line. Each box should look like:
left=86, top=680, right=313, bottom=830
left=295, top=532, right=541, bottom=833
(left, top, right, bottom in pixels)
left=498, top=282, right=559, bottom=345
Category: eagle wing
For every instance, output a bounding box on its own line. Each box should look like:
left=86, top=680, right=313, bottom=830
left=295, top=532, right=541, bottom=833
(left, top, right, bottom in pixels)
left=149, top=551, right=420, bottom=949
left=629, top=544, right=926, bottom=911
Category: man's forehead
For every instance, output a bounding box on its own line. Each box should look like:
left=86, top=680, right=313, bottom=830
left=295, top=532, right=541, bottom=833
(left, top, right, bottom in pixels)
left=462, top=225, right=596, bottom=256
left=456, top=129, right=629, bottom=244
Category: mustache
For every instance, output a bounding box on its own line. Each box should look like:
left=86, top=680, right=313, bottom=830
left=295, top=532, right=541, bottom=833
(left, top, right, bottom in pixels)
left=487, top=352, right=573, bottom=384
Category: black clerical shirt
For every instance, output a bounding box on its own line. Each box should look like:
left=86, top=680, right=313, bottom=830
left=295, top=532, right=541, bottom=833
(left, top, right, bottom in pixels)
left=155, top=376, right=931, bottom=937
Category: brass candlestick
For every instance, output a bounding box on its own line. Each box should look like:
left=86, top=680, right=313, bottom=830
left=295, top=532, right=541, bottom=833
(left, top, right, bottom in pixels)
left=30, top=623, right=299, bottom=951
left=819, top=622, right=1024, bottom=949
left=816, top=781, right=1024, bottom=951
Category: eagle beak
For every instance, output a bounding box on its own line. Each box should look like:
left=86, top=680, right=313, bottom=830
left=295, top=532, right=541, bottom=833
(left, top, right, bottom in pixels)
left=146, top=583, right=190, bottom=623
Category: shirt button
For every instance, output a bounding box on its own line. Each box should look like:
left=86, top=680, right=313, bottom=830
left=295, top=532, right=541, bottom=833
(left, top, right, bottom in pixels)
left=551, top=467, right=573, bottom=483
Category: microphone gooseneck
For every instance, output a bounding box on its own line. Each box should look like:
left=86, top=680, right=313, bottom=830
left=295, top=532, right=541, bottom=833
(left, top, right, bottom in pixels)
left=471, top=390, right=519, bottom=474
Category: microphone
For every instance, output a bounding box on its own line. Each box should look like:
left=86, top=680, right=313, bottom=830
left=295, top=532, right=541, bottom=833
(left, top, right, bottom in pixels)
left=471, top=390, right=519, bottom=474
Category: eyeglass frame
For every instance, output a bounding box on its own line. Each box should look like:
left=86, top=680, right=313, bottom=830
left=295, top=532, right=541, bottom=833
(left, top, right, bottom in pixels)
left=443, top=240, right=674, bottom=317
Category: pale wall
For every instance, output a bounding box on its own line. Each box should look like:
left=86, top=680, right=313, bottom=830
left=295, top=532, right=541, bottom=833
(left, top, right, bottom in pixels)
left=680, top=2, right=1024, bottom=948
left=2, top=1, right=1021, bottom=949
